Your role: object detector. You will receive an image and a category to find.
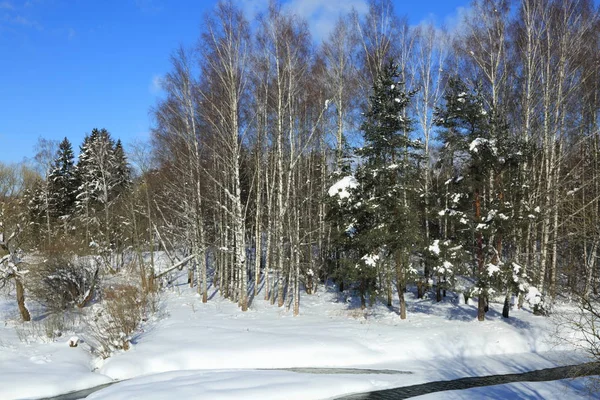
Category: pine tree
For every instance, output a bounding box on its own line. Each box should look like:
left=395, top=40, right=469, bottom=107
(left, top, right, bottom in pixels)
left=435, top=78, right=491, bottom=320
left=434, top=77, right=529, bottom=320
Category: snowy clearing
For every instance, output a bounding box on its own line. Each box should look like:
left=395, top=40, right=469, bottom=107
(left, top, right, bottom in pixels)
left=0, top=274, right=596, bottom=400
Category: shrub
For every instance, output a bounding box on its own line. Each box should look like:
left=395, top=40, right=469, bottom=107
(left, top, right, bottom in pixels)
left=29, top=255, right=99, bottom=312
left=86, top=284, right=157, bottom=358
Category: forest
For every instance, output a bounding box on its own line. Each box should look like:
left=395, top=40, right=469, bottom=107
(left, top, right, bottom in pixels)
left=1, top=0, right=600, bottom=359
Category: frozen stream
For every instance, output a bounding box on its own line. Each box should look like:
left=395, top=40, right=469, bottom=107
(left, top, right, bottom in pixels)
left=37, top=363, right=598, bottom=400
left=336, top=362, right=600, bottom=399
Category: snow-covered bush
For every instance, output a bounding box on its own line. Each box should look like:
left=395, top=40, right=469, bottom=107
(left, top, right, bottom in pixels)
left=86, top=284, right=157, bottom=358
left=525, top=286, right=549, bottom=316
left=29, top=255, right=99, bottom=312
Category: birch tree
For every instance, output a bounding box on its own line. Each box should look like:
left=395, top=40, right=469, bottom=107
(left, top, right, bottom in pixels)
left=198, top=0, right=251, bottom=310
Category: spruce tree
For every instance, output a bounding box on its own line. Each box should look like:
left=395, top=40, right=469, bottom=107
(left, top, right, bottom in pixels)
left=26, top=179, right=49, bottom=245
left=112, top=139, right=131, bottom=196
left=75, top=128, right=127, bottom=251
left=334, top=60, right=421, bottom=317
left=48, top=137, right=77, bottom=224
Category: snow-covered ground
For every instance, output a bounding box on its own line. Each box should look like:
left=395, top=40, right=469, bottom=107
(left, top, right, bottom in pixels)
left=0, top=297, right=112, bottom=399
left=1, top=272, right=596, bottom=400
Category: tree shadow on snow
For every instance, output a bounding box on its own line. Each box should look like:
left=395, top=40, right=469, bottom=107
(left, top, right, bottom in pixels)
left=407, top=300, right=480, bottom=321
left=404, top=296, right=534, bottom=328
left=208, top=288, right=219, bottom=301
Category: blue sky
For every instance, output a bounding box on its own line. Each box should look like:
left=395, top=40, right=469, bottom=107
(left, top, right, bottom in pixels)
left=0, top=0, right=468, bottom=165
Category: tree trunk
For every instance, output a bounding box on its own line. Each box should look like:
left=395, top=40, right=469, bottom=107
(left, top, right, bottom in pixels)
left=475, top=188, right=485, bottom=322
left=502, top=290, right=510, bottom=318
left=15, top=278, right=30, bottom=322
left=395, top=251, right=407, bottom=320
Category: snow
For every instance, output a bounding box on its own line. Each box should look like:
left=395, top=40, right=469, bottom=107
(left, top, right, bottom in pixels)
left=0, top=266, right=594, bottom=400
left=486, top=263, right=500, bottom=277
left=328, top=176, right=358, bottom=199
left=361, top=253, right=379, bottom=267
left=476, top=223, right=487, bottom=231
left=498, top=212, right=509, bottom=220
left=96, top=286, right=578, bottom=383
left=512, top=262, right=522, bottom=276
left=526, top=286, right=543, bottom=305
left=438, top=261, right=453, bottom=274
left=86, top=371, right=598, bottom=400
left=468, top=138, right=483, bottom=152
left=0, top=298, right=112, bottom=399
left=469, top=138, right=497, bottom=155
left=68, top=335, right=80, bottom=347
left=450, top=193, right=462, bottom=204
left=429, top=239, right=441, bottom=255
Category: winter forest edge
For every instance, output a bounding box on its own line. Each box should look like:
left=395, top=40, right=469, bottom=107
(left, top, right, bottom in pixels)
left=1, top=0, right=600, bottom=388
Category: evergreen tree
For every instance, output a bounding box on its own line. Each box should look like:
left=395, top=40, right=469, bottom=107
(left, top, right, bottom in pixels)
left=26, top=178, right=49, bottom=246
left=75, top=128, right=129, bottom=253
left=333, top=60, right=422, bottom=317
left=434, top=77, right=528, bottom=320
left=112, top=139, right=131, bottom=196
left=75, top=131, right=99, bottom=245
left=48, top=137, right=77, bottom=223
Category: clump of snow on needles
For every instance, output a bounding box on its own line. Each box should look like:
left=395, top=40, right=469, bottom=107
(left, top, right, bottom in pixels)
left=361, top=253, right=379, bottom=267
left=328, top=176, right=358, bottom=199
left=429, top=239, right=441, bottom=255
left=525, top=286, right=543, bottom=305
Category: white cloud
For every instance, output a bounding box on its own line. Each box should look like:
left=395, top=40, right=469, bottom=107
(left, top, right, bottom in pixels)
left=235, top=0, right=368, bottom=43
left=149, top=75, right=163, bottom=95
left=443, top=5, right=473, bottom=37
left=283, top=0, right=368, bottom=42
left=0, top=1, right=14, bottom=10
left=238, top=0, right=269, bottom=21
left=9, top=14, right=42, bottom=30
left=68, top=27, right=75, bottom=40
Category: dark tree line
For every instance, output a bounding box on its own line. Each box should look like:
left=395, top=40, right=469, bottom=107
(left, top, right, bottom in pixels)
left=27, top=129, right=131, bottom=256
